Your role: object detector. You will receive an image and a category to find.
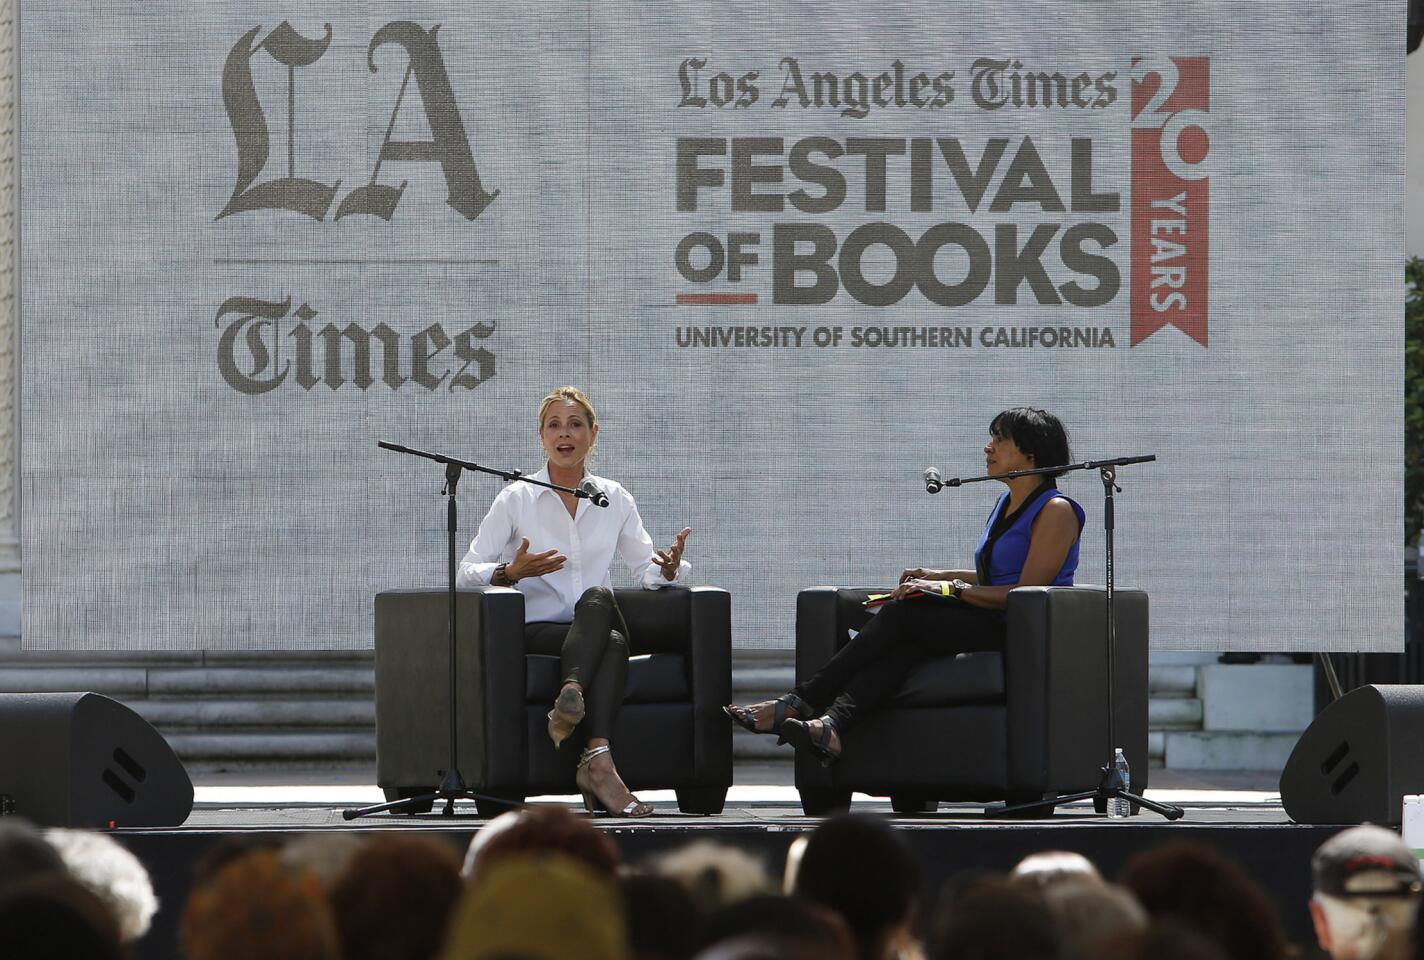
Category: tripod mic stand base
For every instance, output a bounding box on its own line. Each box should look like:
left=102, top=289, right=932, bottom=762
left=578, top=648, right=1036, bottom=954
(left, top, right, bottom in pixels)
left=341, top=767, right=507, bottom=820
left=984, top=766, right=1184, bottom=821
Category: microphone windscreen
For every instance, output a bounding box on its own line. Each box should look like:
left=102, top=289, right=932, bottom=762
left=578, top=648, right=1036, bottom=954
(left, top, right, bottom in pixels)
left=579, top=478, right=609, bottom=507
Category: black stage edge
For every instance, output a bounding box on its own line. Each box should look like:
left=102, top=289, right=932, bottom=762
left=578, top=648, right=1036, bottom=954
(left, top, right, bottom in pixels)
left=115, top=812, right=1338, bottom=960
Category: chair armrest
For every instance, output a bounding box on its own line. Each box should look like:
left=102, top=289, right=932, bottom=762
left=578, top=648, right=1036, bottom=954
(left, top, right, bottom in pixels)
left=615, top=586, right=732, bottom=785
left=461, top=586, right=529, bottom=787
left=1004, top=586, right=1149, bottom=794
left=687, top=587, right=732, bottom=782
left=795, top=588, right=878, bottom=683
left=374, top=587, right=525, bottom=788
left=794, top=587, right=880, bottom=790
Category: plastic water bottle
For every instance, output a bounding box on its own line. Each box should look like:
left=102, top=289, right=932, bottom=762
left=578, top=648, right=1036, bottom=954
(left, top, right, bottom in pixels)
left=1107, top=748, right=1131, bottom=819
left=1403, top=796, right=1424, bottom=871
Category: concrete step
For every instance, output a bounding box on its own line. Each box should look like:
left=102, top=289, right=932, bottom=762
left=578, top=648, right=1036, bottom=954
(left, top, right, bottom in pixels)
left=148, top=668, right=373, bottom=696
left=131, top=699, right=374, bottom=728
left=0, top=667, right=150, bottom=695
left=1148, top=665, right=1197, bottom=696
left=1161, top=730, right=1299, bottom=772
left=164, top=731, right=376, bottom=762
left=0, top=650, right=204, bottom=665
left=1199, top=663, right=1312, bottom=733
left=0, top=646, right=372, bottom=665
left=1149, top=697, right=1203, bottom=728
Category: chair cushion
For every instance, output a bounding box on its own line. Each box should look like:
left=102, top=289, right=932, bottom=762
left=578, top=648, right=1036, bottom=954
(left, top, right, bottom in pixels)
left=525, top=653, right=688, bottom=704
left=888, top=651, right=1004, bottom=707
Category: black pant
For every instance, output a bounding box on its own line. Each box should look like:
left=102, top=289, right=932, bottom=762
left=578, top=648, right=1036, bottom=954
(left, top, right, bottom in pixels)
left=794, top=598, right=1006, bottom=732
left=524, top=586, right=630, bottom=741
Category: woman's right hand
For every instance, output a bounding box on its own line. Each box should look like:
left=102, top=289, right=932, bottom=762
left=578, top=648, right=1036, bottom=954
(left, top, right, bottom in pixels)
left=506, top=538, right=566, bottom=581
left=899, top=567, right=932, bottom=584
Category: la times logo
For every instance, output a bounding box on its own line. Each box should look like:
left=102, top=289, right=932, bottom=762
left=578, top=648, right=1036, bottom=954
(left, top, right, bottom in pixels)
left=213, top=21, right=500, bottom=394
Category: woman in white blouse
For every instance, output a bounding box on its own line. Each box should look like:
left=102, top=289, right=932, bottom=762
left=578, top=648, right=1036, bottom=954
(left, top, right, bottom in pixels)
left=456, top=386, right=692, bottom=818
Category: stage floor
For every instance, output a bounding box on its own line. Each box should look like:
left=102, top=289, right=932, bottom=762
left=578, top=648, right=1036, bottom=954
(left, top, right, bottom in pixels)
left=167, top=764, right=1291, bottom=830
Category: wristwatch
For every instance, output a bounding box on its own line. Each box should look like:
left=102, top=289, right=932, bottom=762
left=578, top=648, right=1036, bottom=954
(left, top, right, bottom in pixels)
left=493, top=563, right=516, bottom=586
left=951, top=579, right=970, bottom=599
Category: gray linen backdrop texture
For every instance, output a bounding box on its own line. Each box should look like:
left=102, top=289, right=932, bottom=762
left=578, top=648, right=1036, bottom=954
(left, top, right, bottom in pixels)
left=20, top=1, right=1402, bottom=650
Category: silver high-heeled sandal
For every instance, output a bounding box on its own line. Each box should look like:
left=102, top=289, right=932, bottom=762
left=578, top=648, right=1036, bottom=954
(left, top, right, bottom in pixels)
left=575, top=745, right=653, bottom=818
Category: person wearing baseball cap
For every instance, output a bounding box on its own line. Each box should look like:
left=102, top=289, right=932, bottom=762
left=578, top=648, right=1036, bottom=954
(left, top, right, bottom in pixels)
left=1310, top=824, right=1422, bottom=960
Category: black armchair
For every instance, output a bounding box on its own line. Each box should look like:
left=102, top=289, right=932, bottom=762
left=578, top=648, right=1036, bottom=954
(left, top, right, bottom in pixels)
left=793, top=586, right=1149, bottom=816
left=375, top=585, right=732, bottom=816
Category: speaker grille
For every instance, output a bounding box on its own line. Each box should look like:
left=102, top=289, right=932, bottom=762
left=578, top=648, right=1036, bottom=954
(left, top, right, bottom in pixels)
left=101, top=769, right=135, bottom=804
left=1321, top=741, right=1349, bottom=775
left=112, top=748, right=146, bottom=783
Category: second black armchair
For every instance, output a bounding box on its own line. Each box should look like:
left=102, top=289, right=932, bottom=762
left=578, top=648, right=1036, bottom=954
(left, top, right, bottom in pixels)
left=792, top=585, right=1150, bottom=816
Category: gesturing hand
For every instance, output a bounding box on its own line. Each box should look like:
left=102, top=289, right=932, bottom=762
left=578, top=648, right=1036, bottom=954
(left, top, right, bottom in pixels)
left=506, top=538, right=566, bottom=581
left=654, top=527, right=693, bottom=581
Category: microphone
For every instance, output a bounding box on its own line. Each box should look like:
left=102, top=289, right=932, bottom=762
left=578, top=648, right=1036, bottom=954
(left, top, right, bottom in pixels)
left=578, top=478, right=610, bottom=508
left=923, top=467, right=943, bottom=494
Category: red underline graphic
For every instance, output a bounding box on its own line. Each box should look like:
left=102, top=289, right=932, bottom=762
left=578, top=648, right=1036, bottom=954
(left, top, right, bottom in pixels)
left=675, top=293, right=759, bottom=305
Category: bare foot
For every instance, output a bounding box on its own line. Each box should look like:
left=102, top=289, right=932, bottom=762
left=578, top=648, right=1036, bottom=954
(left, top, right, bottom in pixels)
left=726, top=698, right=801, bottom=733
left=805, top=718, right=842, bottom=757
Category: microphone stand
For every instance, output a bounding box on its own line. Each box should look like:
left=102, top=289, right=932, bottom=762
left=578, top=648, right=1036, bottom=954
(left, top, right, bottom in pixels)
left=343, top=442, right=601, bottom=820
left=931, top=455, right=1183, bottom=821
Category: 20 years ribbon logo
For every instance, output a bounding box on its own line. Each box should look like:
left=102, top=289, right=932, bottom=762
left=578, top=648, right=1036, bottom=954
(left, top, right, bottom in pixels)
left=1130, top=57, right=1210, bottom=346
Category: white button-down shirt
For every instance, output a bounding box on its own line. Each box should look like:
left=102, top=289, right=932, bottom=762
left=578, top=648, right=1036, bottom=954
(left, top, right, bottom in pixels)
left=455, top=467, right=689, bottom=623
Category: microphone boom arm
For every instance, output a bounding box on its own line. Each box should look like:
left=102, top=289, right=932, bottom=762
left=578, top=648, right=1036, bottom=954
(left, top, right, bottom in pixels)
left=940, top=454, right=1156, bottom=488
left=377, top=441, right=600, bottom=501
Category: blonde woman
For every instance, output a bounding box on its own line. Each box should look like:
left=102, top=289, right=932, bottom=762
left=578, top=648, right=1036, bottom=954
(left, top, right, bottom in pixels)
left=456, top=387, right=692, bottom=817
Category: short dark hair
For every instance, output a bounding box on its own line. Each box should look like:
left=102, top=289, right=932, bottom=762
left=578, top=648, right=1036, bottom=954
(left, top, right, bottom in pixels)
left=930, top=878, right=1063, bottom=960
left=791, top=814, right=921, bottom=960
left=1119, top=840, right=1291, bottom=960
left=0, top=874, right=125, bottom=960
left=465, top=806, right=621, bottom=882
left=695, top=893, right=852, bottom=958
left=990, top=408, right=1072, bottom=478
left=622, top=872, right=700, bottom=960
left=329, top=835, right=463, bottom=960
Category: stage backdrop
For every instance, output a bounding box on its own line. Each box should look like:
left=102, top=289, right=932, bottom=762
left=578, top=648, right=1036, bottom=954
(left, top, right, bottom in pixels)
left=20, top=1, right=1402, bottom=651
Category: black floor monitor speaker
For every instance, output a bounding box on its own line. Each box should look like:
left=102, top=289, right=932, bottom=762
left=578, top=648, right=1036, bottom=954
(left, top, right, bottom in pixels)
left=0, top=692, right=193, bottom=827
left=1279, top=684, right=1424, bottom=826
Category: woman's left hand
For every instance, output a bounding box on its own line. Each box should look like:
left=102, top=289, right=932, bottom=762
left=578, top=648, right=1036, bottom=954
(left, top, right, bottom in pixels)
left=654, top=527, right=692, bottom=580
left=890, top=578, right=935, bottom=600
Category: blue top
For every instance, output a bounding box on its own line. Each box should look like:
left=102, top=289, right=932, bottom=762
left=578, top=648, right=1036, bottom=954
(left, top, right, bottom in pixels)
left=973, top=483, right=1085, bottom=587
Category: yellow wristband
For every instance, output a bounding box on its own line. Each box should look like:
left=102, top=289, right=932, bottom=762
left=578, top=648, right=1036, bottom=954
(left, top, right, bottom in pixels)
left=939, top=581, right=950, bottom=597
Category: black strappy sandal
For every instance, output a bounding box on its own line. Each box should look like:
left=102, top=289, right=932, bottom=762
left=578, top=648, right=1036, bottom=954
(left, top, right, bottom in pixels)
left=723, top=693, right=812, bottom=735
left=779, top=716, right=841, bottom=767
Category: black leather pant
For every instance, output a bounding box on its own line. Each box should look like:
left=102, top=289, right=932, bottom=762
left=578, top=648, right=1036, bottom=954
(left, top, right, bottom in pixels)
left=524, top=586, right=630, bottom=741
left=794, top=598, right=1005, bottom=732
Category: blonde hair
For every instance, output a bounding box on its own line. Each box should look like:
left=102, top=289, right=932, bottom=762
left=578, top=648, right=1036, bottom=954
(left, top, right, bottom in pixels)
left=651, top=840, right=772, bottom=911
left=537, top=387, right=597, bottom=430
left=46, top=828, right=159, bottom=943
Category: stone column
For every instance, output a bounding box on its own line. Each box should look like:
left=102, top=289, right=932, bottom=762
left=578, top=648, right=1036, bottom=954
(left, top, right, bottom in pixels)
left=0, top=0, right=19, bottom=573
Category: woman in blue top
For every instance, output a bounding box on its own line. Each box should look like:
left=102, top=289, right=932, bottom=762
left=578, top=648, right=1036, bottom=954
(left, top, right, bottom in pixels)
left=726, top=408, right=1085, bottom=764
